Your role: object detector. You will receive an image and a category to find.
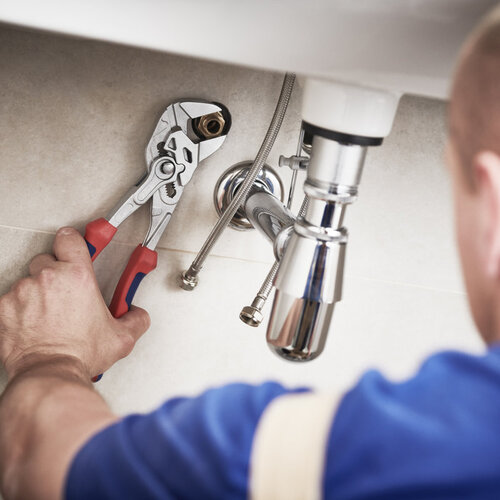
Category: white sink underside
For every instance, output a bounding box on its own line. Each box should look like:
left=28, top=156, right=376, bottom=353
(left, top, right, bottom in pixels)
left=0, top=0, right=497, bottom=99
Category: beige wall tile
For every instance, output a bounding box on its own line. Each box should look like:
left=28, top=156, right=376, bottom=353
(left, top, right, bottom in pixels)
left=0, top=26, right=482, bottom=418
left=347, top=96, right=463, bottom=292
left=0, top=225, right=482, bottom=416
left=94, top=242, right=482, bottom=415
left=0, top=25, right=300, bottom=265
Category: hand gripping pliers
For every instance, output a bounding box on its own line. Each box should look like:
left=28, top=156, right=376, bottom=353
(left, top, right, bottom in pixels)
left=84, top=100, right=230, bottom=319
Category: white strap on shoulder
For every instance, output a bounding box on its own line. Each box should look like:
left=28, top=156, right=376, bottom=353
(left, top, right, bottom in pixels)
left=249, top=392, right=340, bottom=500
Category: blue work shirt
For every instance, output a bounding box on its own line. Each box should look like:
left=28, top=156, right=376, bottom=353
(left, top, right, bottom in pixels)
left=66, top=345, right=500, bottom=499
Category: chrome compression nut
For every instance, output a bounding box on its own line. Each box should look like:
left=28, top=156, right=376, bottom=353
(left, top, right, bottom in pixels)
left=178, top=270, right=199, bottom=291
left=240, top=305, right=264, bottom=327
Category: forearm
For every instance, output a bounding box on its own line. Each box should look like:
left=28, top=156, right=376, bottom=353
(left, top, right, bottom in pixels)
left=0, top=355, right=117, bottom=500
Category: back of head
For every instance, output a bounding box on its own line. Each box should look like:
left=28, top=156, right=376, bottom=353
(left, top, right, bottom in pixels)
left=448, top=6, right=500, bottom=344
left=450, top=5, right=500, bottom=185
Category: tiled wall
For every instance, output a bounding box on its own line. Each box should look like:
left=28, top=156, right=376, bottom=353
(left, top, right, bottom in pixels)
left=0, top=25, right=483, bottom=415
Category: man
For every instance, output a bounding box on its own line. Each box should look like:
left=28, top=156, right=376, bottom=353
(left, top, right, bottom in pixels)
left=1, top=10, right=500, bottom=500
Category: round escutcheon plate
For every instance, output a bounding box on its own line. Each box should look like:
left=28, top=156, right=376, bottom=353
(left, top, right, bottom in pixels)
left=213, top=161, right=284, bottom=230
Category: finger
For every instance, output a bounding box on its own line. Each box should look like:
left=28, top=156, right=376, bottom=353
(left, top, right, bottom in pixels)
left=117, top=305, right=151, bottom=342
left=29, top=253, right=57, bottom=276
left=9, top=277, right=35, bottom=298
left=53, top=227, right=92, bottom=266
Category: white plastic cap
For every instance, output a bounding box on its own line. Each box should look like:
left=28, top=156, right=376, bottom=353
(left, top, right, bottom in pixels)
left=302, top=78, right=402, bottom=139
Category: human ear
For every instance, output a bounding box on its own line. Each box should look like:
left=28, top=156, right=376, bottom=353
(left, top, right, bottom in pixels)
left=474, top=151, right=500, bottom=278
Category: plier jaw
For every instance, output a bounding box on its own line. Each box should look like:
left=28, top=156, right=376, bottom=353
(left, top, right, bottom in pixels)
left=84, top=100, right=230, bottom=328
left=146, top=100, right=231, bottom=167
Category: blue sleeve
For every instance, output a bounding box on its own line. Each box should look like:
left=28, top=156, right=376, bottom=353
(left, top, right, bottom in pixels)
left=65, top=382, right=306, bottom=500
left=324, top=348, right=500, bottom=499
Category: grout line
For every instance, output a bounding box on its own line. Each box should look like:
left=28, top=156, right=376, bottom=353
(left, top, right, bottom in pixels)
left=0, top=223, right=56, bottom=235
left=0, top=223, right=276, bottom=266
left=155, top=245, right=276, bottom=265
left=0, top=224, right=467, bottom=296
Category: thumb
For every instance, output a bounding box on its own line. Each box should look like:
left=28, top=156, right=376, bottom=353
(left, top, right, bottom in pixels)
left=117, top=305, right=151, bottom=342
left=53, top=227, right=92, bottom=266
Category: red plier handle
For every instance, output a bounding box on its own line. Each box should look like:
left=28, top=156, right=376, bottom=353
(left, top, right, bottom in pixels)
left=85, top=218, right=158, bottom=381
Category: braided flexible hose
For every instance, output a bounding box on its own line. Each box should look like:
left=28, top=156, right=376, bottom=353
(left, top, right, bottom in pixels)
left=180, top=73, right=295, bottom=288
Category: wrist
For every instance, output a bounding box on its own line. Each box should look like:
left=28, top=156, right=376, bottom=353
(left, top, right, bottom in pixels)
left=6, top=353, right=91, bottom=385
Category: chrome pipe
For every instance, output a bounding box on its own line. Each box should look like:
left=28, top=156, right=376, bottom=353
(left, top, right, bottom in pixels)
left=268, top=224, right=347, bottom=361
left=244, top=190, right=295, bottom=256
left=267, top=134, right=368, bottom=361
left=304, top=136, right=367, bottom=200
